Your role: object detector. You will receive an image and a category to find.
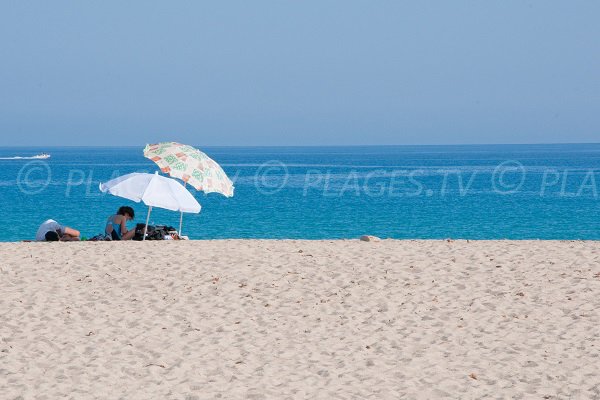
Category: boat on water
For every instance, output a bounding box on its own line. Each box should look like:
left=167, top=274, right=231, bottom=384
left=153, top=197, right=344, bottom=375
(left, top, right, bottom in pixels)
left=0, top=153, right=51, bottom=160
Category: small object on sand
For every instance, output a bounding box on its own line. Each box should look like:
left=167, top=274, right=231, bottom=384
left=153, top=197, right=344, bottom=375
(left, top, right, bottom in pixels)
left=360, top=235, right=381, bottom=242
left=469, top=373, right=478, bottom=380
left=145, top=363, right=166, bottom=368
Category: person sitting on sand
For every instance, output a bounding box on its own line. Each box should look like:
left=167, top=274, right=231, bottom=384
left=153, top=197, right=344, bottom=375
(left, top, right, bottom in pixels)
left=35, top=219, right=80, bottom=242
left=105, top=206, right=136, bottom=240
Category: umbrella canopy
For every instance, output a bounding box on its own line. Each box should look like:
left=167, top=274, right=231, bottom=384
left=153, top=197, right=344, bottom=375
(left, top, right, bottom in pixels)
left=143, top=142, right=234, bottom=197
left=100, top=172, right=201, bottom=240
left=100, top=172, right=201, bottom=213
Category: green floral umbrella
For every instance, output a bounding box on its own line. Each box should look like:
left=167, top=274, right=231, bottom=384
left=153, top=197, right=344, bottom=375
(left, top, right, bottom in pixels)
left=143, top=142, right=234, bottom=197
left=143, top=142, right=234, bottom=235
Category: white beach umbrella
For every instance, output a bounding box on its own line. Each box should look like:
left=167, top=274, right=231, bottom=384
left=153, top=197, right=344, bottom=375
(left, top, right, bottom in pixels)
left=99, top=172, right=201, bottom=240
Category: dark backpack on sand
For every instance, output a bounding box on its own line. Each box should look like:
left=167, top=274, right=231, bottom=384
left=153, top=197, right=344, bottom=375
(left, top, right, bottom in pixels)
left=133, top=224, right=177, bottom=241
left=133, top=223, right=159, bottom=241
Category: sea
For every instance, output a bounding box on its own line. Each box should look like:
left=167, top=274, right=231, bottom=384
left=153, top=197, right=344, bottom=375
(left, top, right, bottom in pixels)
left=0, top=144, right=599, bottom=242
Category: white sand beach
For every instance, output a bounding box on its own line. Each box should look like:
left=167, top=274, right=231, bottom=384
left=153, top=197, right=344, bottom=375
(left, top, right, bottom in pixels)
left=1, top=240, right=599, bottom=399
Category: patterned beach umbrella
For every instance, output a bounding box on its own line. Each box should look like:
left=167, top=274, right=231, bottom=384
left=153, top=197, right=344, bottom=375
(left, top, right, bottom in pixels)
left=143, top=142, right=234, bottom=197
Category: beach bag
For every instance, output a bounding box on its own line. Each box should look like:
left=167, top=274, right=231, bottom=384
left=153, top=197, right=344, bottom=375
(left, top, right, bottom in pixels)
left=152, top=225, right=178, bottom=240
left=147, top=225, right=166, bottom=240
left=132, top=224, right=176, bottom=240
left=133, top=223, right=156, bottom=241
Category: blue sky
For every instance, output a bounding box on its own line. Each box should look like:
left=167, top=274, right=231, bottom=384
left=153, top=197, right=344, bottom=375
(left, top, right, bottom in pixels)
left=0, top=1, right=598, bottom=146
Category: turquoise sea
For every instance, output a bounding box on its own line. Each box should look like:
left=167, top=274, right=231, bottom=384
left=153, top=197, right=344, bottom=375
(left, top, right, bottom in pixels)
left=0, top=144, right=599, bottom=241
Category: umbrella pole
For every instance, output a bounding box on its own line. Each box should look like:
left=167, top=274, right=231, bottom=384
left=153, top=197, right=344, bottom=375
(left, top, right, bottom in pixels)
left=179, top=181, right=187, bottom=236
left=143, top=206, right=153, bottom=241
left=179, top=212, right=184, bottom=237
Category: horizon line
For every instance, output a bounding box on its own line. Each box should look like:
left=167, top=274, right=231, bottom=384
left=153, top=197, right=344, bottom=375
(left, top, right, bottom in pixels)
left=1, top=141, right=600, bottom=148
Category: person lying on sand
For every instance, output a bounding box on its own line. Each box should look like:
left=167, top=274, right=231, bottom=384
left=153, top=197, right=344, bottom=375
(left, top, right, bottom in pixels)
left=35, top=219, right=80, bottom=242
left=105, top=206, right=136, bottom=240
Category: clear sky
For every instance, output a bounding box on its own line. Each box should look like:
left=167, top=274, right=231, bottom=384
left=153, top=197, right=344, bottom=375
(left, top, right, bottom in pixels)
left=0, top=1, right=598, bottom=146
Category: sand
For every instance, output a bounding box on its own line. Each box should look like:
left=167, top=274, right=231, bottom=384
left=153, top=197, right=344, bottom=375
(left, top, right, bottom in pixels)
left=1, top=240, right=599, bottom=399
